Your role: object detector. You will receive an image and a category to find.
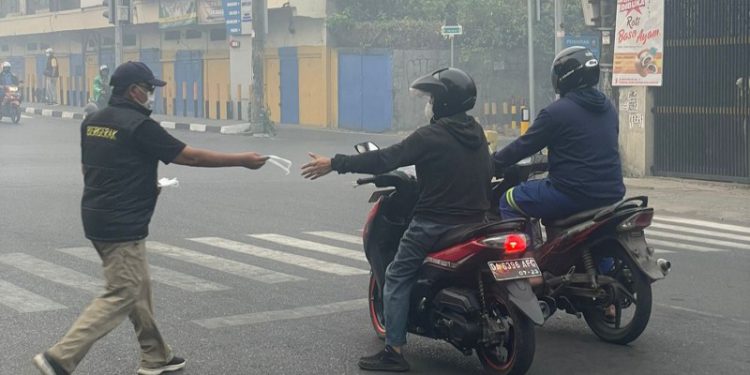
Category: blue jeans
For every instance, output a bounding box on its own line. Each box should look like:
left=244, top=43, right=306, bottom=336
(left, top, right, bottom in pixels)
left=383, top=216, right=455, bottom=347
left=500, top=178, right=606, bottom=221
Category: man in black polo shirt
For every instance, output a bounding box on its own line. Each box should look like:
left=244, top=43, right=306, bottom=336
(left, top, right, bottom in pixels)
left=33, top=61, right=269, bottom=375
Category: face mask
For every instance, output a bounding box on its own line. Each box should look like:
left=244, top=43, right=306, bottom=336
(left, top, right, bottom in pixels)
left=424, top=101, right=433, bottom=120
left=135, top=86, right=155, bottom=110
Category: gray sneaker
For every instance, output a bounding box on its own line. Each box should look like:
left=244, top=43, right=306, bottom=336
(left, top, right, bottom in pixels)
left=137, top=356, right=187, bottom=375
left=33, top=352, right=69, bottom=375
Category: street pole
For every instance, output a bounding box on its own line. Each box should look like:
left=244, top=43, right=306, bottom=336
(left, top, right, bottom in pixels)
left=527, top=0, right=535, bottom=118
left=554, top=0, right=564, bottom=54
left=250, top=0, right=266, bottom=128
left=113, top=2, right=122, bottom=67
left=450, top=36, right=454, bottom=67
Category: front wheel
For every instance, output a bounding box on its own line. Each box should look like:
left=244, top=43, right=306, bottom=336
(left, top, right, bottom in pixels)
left=582, top=247, right=653, bottom=345
left=368, top=273, right=386, bottom=340
left=11, top=106, right=20, bottom=123
left=476, top=287, right=536, bottom=375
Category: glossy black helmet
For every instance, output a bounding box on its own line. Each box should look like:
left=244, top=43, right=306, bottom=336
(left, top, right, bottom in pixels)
left=410, top=67, right=477, bottom=119
left=551, top=46, right=600, bottom=96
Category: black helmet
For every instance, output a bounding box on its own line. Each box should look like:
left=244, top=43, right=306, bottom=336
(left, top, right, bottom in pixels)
left=551, top=46, right=600, bottom=96
left=410, top=67, right=477, bottom=119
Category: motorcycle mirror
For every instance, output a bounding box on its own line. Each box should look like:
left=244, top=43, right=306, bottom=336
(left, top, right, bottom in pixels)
left=355, top=142, right=380, bottom=154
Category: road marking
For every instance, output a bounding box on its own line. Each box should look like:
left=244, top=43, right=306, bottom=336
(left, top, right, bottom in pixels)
left=21, top=114, right=32, bottom=119
left=59, top=247, right=230, bottom=292
left=646, top=239, right=723, bottom=253
left=161, top=121, right=176, bottom=129
left=191, top=237, right=368, bottom=276
left=0, top=279, right=66, bottom=313
left=305, top=231, right=363, bottom=245
left=0, top=253, right=103, bottom=293
left=654, top=216, right=750, bottom=235
left=148, top=242, right=302, bottom=284
left=653, top=249, right=675, bottom=254
left=650, top=222, right=750, bottom=243
left=646, top=230, right=750, bottom=251
left=657, top=303, right=725, bottom=319
left=193, top=298, right=368, bottom=329
left=250, top=234, right=367, bottom=262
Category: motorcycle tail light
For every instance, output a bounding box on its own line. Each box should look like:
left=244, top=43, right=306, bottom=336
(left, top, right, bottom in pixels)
left=618, top=211, right=654, bottom=232
left=481, top=233, right=528, bottom=253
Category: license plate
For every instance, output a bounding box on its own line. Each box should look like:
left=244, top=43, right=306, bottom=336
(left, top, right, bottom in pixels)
left=488, top=258, right=542, bottom=281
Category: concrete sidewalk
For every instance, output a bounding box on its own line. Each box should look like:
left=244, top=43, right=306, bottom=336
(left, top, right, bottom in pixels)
left=20, top=102, right=252, bottom=134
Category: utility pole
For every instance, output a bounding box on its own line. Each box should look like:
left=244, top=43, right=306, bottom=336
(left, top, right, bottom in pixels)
left=250, top=0, right=266, bottom=128
left=527, top=0, right=536, bottom=118
left=554, top=0, right=564, bottom=54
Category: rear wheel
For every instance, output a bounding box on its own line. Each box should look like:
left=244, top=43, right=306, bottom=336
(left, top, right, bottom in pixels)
left=11, top=107, right=20, bottom=123
left=582, top=248, right=652, bottom=345
left=368, top=273, right=386, bottom=340
left=476, top=287, right=535, bottom=375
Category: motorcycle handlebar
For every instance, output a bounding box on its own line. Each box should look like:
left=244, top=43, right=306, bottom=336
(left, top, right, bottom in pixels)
left=356, top=177, right=376, bottom=185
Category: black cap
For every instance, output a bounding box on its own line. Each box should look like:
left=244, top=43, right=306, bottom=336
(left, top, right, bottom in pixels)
left=110, top=61, right=167, bottom=89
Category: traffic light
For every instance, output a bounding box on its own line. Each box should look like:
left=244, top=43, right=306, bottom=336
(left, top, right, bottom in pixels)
left=102, top=0, right=115, bottom=24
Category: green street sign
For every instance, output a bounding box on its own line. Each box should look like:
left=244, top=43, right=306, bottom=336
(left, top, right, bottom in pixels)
left=441, top=25, right=463, bottom=36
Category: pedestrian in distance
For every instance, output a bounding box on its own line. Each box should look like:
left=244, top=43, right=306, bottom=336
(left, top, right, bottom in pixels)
left=33, top=61, right=269, bottom=375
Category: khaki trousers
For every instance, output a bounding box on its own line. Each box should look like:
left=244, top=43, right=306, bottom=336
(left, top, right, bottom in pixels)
left=47, top=240, right=172, bottom=373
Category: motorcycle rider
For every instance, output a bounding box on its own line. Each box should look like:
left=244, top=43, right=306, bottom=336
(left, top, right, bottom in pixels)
left=493, top=46, right=625, bottom=222
left=92, top=65, right=110, bottom=109
left=0, top=61, right=19, bottom=87
left=302, top=68, right=492, bottom=372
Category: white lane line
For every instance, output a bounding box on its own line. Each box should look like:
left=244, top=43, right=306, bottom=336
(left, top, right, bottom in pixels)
left=191, top=237, right=368, bottom=276
left=646, top=230, right=750, bottom=251
left=654, top=216, right=750, bottom=235
left=653, top=249, right=675, bottom=254
left=148, top=242, right=302, bottom=284
left=0, top=279, right=66, bottom=313
left=193, top=298, right=368, bottom=329
left=646, top=239, right=723, bottom=253
left=305, top=231, right=363, bottom=245
left=249, top=234, right=367, bottom=262
left=59, top=247, right=230, bottom=292
left=0, top=253, right=103, bottom=293
left=657, top=304, right=725, bottom=319
left=650, top=222, right=750, bottom=243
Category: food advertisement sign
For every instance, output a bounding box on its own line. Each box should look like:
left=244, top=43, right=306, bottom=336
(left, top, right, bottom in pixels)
left=612, top=0, right=665, bottom=86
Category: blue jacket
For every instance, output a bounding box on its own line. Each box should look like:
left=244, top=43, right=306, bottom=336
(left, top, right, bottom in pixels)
left=493, top=88, right=625, bottom=204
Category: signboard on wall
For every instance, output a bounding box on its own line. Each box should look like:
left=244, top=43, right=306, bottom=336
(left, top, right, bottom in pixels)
left=199, top=0, right=225, bottom=24
left=159, top=0, right=197, bottom=29
left=612, top=0, right=665, bottom=86
left=564, top=34, right=601, bottom=59
left=223, top=0, right=252, bottom=36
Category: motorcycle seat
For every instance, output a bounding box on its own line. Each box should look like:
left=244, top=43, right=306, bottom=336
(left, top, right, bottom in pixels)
left=430, top=219, right=526, bottom=252
left=542, top=199, right=641, bottom=229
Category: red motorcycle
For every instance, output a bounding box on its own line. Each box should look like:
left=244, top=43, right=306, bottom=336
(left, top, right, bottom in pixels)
left=1, top=84, right=22, bottom=124
left=356, top=142, right=543, bottom=375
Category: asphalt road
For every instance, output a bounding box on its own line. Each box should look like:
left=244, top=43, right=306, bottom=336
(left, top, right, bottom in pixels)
left=1, top=115, right=748, bottom=375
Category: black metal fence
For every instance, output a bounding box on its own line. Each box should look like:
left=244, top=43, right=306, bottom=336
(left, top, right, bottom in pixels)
left=653, top=0, right=750, bottom=183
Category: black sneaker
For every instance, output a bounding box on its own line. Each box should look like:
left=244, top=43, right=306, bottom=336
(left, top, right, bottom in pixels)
left=137, top=356, right=186, bottom=375
left=33, top=352, right=69, bottom=375
left=358, top=345, right=410, bottom=372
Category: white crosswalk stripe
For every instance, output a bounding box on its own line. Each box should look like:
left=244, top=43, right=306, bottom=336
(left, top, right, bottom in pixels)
left=59, top=247, right=231, bottom=292
left=148, top=241, right=304, bottom=284
left=249, top=234, right=367, bottom=261
left=0, top=279, right=66, bottom=313
left=0, top=253, right=103, bottom=293
left=305, top=231, right=364, bottom=245
left=646, top=230, right=750, bottom=251
left=190, top=237, right=368, bottom=276
left=654, top=216, right=750, bottom=235
left=645, top=217, right=750, bottom=254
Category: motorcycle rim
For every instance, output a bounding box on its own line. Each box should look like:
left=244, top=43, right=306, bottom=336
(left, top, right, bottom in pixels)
left=368, top=273, right=386, bottom=340
left=476, top=288, right=535, bottom=375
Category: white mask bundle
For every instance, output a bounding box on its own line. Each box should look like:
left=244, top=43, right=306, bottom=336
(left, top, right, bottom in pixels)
left=266, top=155, right=292, bottom=175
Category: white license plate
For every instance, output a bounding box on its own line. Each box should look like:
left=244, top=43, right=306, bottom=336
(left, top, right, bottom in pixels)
left=488, top=258, right=541, bottom=281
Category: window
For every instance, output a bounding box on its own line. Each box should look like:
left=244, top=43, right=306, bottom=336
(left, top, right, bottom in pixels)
left=102, top=37, right=114, bottom=47
left=1, top=45, right=9, bottom=52
left=39, top=43, right=50, bottom=51
left=185, top=30, right=202, bottom=39
left=26, top=0, right=49, bottom=15
left=50, top=0, right=81, bottom=11
left=210, top=28, right=227, bottom=42
left=27, top=43, right=38, bottom=51
left=123, top=33, right=137, bottom=47
left=0, top=0, right=20, bottom=18
left=164, top=31, right=180, bottom=41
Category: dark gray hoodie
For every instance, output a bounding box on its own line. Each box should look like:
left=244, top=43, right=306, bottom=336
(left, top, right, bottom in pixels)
left=332, top=113, right=492, bottom=224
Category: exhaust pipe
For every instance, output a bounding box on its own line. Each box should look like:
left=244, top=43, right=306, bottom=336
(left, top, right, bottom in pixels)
left=657, top=258, right=671, bottom=275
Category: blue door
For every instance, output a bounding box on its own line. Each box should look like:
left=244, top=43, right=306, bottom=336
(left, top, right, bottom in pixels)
left=279, top=47, right=299, bottom=124
left=140, top=48, right=163, bottom=114
left=338, top=51, right=392, bottom=132
left=175, top=50, right=203, bottom=117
